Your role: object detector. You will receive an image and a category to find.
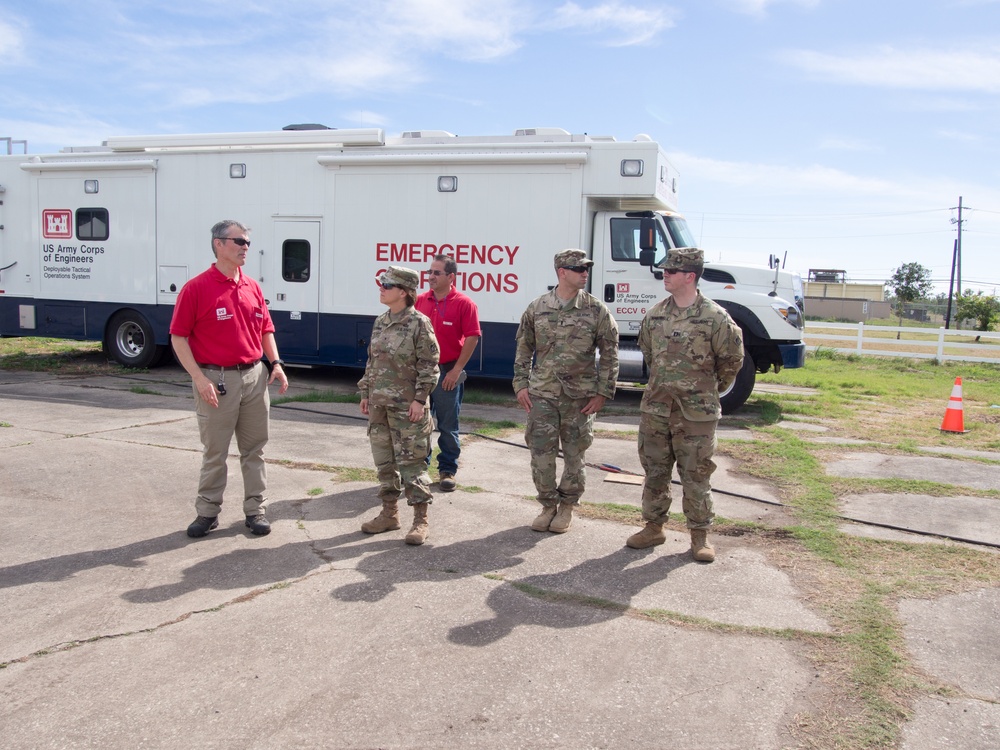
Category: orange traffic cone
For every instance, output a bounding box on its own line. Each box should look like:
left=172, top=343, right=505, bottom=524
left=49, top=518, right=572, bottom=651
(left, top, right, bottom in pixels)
left=940, top=377, right=968, bottom=433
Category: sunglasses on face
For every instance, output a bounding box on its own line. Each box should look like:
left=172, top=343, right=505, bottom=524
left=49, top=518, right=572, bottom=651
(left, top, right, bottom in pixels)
left=218, top=237, right=251, bottom=247
left=379, top=281, right=400, bottom=290
left=562, top=265, right=590, bottom=273
left=427, top=270, right=448, bottom=276
left=663, top=268, right=690, bottom=275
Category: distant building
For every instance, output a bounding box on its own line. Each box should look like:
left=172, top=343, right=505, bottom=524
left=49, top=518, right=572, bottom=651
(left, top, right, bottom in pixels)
left=804, top=269, right=891, bottom=321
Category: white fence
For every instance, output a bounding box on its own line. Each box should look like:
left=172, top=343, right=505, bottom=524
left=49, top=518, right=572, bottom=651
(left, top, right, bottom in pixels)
left=804, top=322, right=1000, bottom=364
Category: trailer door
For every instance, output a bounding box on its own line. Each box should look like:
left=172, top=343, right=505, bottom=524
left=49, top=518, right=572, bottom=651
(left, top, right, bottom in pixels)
left=268, top=220, right=320, bottom=359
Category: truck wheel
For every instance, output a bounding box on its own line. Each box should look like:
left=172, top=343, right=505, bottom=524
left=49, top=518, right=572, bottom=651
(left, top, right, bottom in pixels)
left=105, top=310, right=162, bottom=369
left=720, top=349, right=755, bottom=415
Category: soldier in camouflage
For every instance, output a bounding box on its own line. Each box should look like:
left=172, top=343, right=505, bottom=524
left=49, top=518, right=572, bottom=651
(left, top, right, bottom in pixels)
left=625, top=247, right=744, bottom=562
left=513, top=249, right=619, bottom=534
left=358, top=266, right=440, bottom=545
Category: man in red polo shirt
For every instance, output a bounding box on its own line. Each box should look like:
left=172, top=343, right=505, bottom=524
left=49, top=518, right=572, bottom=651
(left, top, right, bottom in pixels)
left=170, top=220, right=289, bottom=538
left=414, top=254, right=481, bottom=492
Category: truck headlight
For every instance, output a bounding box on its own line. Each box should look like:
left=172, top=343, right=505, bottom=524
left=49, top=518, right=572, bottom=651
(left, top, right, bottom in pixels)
left=772, top=302, right=804, bottom=330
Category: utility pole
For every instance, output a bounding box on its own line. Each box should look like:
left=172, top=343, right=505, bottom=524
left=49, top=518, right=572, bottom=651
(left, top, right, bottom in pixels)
left=945, top=239, right=957, bottom=329
left=951, top=196, right=965, bottom=296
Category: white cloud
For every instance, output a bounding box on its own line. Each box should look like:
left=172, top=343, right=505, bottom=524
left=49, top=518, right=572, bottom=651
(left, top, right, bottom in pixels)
left=668, top=151, right=935, bottom=202
left=725, top=0, right=819, bottom=17
left=781, top=45, right=1000, bottom=93
left=546, top=2, right=678, bottom=46
left=937, top=129, right=984, bottom=144
left=341, top=110, right=392, bottom=128
left=0, top=18, right=26, bottom=65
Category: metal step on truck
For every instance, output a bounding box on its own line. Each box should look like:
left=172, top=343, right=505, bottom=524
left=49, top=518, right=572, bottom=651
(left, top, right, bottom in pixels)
left=0, top=125, right=805, bottom=412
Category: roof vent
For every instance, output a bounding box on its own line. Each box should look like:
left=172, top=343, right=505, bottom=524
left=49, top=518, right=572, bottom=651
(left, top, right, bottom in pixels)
left=282, top=123, right=333, bottom=131
left=401, top=130, right=457, bottom=138
left=514, top=128, right=571, bottom=137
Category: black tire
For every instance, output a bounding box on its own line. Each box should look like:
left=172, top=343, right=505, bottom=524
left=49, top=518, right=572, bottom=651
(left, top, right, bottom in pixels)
left=104, top=310, right=161, bottom=369
left=720, top=348, right=755, bottom=415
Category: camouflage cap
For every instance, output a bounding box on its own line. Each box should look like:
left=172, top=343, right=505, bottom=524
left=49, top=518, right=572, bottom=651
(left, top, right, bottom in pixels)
left=553, top=248, right=594, bottom=270
left=380, top=265, right=420, bottom=290
left=658, top=247, right=704, bottom=271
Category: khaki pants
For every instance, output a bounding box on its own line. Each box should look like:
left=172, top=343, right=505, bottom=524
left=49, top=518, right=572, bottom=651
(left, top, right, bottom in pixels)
left=193, top=363, right=270, bottom=517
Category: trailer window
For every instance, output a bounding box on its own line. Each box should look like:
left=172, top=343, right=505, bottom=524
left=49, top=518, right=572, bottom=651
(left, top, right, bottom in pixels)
left=282, top=239, right=311, bottom=282
left=77, top=208, right=109, bottom=241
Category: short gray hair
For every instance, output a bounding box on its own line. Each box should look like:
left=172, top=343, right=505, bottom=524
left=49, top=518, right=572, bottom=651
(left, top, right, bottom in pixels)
left=210, top=220, right=250, bottom=255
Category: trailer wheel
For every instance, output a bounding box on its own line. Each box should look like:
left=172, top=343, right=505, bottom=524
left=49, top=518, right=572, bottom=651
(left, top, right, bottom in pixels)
left=720, top=348, right=756, bottom=415
left=105, top=311, right=162, bottom=369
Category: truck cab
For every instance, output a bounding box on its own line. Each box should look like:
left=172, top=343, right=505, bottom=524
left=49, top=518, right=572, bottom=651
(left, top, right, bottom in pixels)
left=591, top=210, right=805, bottom=412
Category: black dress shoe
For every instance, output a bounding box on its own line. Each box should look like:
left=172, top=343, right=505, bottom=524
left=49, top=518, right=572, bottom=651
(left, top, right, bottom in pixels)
left=245, top=514, right=271, bottom=536
left=187, top=515, right=219, bottom=538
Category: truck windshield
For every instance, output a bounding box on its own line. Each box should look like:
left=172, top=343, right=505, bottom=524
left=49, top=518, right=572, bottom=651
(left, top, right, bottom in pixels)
left=663, top=215, right=697, bottom=250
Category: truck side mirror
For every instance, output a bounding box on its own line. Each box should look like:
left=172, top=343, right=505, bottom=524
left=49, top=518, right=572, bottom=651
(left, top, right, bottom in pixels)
left=639, top=218, right=656, bottom=251
left=639, top=248, right=657, bottom=268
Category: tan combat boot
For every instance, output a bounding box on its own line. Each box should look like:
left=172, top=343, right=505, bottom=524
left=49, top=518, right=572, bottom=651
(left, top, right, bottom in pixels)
left=405, top=503, right=430, bottom=545
left=361, top=501, right=401, bottom=534
left=548, top=503, right=574, bottom=534
left=626, top=522, right=666, bottom=549
left=531, top=505, right=558, bottom=532
left=690, top=529, right=715, bottom=562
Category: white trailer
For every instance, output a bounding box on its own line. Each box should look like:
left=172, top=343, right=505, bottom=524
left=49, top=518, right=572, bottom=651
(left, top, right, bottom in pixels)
left=0, top=126, right=804, bottom=411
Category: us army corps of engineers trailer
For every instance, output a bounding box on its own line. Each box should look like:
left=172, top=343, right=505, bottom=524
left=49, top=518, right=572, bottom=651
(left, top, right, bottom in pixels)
left=0, top=126, right=805, bottom=412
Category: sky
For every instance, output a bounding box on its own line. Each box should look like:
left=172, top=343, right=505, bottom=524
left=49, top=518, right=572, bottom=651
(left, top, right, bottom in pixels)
left=2, top=0, right=999, bottom=296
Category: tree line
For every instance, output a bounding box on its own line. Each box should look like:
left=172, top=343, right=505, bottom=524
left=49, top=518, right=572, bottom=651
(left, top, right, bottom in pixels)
left=887, top=262, right=999, bottom=336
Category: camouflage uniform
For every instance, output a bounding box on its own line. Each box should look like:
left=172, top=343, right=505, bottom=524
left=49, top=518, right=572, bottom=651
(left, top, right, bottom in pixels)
left=638, top=283, right=743, bottom=529
left=513, top=258, right=619, bottom=508
left=358, top=280, right=440, bottom=506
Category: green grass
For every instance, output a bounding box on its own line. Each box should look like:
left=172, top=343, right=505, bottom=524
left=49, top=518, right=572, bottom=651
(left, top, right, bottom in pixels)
left=464, top=418, right=521, bottom=438
left=0, top=337, right=116, bottom=374
left=272, top=390, right=360, bottom=406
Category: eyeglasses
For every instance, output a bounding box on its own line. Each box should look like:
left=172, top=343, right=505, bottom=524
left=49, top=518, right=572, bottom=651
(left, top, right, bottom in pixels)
left=218, top=237, right=251, bottom=247
left=663, top=268, right=690, bottom=275
left=379, top=281, right=400, bottom=290
left=561, top=265, right=590, bottom=273
left=427, top=270, right=448, bottom=276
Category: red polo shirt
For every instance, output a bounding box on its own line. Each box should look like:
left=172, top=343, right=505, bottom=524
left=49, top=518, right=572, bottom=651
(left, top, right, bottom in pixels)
left=414, top=287, right=481, bottom=364
left=170, top=264, right=275, bottom=366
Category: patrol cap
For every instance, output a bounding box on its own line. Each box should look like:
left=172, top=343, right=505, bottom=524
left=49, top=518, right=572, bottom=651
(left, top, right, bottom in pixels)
left=553, top=248, right=594, bottom=270
left=379, top=265, right=420, bottom=290
left=658, top=247, right=704, bottom=272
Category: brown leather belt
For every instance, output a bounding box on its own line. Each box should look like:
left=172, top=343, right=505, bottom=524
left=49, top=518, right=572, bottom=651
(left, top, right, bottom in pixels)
left=197, top=361, right=259, bottom=371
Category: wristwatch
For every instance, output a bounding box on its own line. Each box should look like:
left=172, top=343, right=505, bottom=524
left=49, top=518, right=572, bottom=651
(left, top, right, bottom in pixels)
left=271, top=359, right=285, bottom=367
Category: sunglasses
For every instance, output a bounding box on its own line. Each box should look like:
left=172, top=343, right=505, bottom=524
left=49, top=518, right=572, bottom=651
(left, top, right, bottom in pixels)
left=378, top=281, right=400, bottom=290
left=561, top=265, right=591, bottom=273
left=218, top=237, right=251, bottom=247
left=427, top=269, right=448, bottom=276
left=663, top=268, right=690, bottom=275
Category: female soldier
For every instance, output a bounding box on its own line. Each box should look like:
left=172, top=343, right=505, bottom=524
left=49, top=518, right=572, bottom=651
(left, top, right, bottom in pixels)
left=358, top=266, right=440, bottom=545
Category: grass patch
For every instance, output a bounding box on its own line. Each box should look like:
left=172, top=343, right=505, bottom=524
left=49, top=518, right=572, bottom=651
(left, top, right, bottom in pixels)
left=332, top=466, right=379, bottom=483
left=272, top=390, right=360, bottom=406
left=305, top=487, right=324, bottom=496
left=464, top=418, right=521, bottom=438
left=0, top=337, right=119, bottom=375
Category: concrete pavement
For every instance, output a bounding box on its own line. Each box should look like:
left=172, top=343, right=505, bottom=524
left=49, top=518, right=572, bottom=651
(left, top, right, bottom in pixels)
left=1, top=365, right=999, bottom=749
